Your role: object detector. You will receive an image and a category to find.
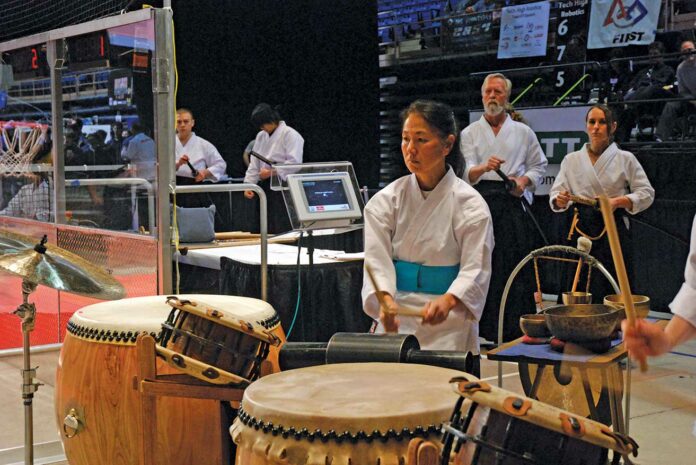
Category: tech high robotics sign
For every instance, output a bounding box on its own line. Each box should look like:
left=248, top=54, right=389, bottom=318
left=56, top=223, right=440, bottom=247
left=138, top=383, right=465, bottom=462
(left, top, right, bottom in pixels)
left=588, top=0, right=661, bottom=49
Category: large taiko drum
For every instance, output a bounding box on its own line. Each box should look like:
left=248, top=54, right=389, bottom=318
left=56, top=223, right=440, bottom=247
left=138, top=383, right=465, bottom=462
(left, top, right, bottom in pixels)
left=440, top=373, right=638, bottom=465
left=230, top=363, right=461, bottom=465
left=55, top=294, right=284, bottom=465
left=158, top=295, right=284, bottom=385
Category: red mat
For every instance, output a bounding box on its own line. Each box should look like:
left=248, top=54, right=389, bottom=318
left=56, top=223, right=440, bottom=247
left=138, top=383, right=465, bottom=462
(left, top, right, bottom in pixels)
left=0, top=273, right=157, bottom=350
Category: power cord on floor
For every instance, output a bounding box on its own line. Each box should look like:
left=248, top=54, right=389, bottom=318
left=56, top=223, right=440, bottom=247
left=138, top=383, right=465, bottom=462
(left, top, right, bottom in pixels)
left=286, top=231, right=303, bottom=339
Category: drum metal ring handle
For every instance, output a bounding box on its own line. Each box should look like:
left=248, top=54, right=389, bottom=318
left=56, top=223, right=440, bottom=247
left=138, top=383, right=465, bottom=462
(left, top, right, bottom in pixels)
left=63, top=408, right=81, bottom=438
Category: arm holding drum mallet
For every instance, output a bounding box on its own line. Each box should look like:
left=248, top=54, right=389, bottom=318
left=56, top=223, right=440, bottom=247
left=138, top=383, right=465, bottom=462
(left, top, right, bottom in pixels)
left=622, top=212, right=696, bottom=360
left=365, top=264, right=425, bottom=333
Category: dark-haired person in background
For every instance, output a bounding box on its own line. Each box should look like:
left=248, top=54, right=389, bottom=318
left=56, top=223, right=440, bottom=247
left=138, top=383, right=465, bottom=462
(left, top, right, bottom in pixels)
left=362, top=99, right=493, bottom=374
left=550, top=104, right=654, bottom=303
left=243, top=103, right=304, bottom=233
left=616, top=41, right=675, bottom=142
left=656, top=40, right=696, bottom=142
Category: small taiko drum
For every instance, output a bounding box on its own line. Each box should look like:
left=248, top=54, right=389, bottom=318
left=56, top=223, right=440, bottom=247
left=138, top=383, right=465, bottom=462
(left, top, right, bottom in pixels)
left=158, top=295, right=284, bottom=385
left=230, top=362, right=461, bottom=465
left=439, top=373, right=638, bottom=465
left=56, top=294, right=243, bottom=465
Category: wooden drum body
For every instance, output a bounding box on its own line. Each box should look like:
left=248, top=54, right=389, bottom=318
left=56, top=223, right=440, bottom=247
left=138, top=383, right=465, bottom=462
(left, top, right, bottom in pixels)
left=55, top=294, right=266, bottom=465
left=231, top=363, right=461, bottom=465
left=158, top=295, right=285, bottom=384
left=441, top=374, right=637, bottom=465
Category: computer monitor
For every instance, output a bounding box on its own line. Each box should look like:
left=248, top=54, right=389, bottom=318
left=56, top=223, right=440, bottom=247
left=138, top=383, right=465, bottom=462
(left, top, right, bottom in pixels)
left=286, top=172, right=362, bottom=223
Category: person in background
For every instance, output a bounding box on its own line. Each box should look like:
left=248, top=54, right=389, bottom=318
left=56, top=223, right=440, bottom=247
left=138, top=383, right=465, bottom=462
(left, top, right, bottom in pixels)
left=656, top=40, right=696, bottom=141
left=362, top=99, right=493, bottom=375
left=175, top=108, right=227, bottom=184
left=459, top=72, right=548, bottom=342
left=550, top=104, right=654, bottom=303
left=123, top=123, right=156, bottom=183
left=242, top=139, right=255, bottom=168
left=623, top=213, right=696, bottom=360
left=616, top=41, right=675, bottom=142
left=243, top=103, right=304, bottom=233
left=0, top=174, right=51, bottom=222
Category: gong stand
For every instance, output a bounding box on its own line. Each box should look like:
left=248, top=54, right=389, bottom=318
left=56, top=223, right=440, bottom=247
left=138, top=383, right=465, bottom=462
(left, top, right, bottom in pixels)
left=13, top=278, right=41, bottom=465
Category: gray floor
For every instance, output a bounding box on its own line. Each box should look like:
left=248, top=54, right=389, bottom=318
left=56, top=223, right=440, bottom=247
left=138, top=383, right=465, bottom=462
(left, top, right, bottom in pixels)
left=0, top=340, right=695, bottom=465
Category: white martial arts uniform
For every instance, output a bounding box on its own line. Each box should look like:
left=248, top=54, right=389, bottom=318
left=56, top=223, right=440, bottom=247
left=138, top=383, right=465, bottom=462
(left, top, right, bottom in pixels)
left=244, top=121, right=304, bottom=184
left=548, top=143, right=655, bottom=215
left=460, top=114, right=548, bottom=203
left=175, top=132, right=227, bottom=181
left=362, top=168, right=494, bottom=352
left=670, top=213, right=696, bottom=328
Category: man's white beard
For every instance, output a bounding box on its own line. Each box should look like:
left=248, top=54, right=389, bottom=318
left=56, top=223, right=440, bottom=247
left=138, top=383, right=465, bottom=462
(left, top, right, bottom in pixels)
left=484, top=101, right=504, bottom=117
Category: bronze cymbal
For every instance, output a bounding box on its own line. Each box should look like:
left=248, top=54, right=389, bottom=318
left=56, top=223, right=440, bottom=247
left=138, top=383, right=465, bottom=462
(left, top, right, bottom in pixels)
left=0, top=229, right=125, bottom=300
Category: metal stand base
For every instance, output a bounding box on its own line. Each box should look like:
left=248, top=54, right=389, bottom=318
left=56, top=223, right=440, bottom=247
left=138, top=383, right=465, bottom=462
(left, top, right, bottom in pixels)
left=13, top=280, right=41, bottom=465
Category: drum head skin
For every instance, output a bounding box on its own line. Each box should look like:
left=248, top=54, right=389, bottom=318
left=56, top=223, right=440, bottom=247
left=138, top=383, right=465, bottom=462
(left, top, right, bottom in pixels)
left=240, top=362, right=460, bottom=435
left=68, top=294, right=276, bottom=343
left=232, top=363, right=462, bottom=465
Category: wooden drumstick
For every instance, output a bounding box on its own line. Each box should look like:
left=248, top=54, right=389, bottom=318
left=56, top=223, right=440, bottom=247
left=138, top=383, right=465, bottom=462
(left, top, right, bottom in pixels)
left=365, top=264, right=425, bottom=318
left=568, top=193, right=598, bottom=208
left=598, top=195, right=648, bottom=372
left=571, top=237, right=592, bottom=293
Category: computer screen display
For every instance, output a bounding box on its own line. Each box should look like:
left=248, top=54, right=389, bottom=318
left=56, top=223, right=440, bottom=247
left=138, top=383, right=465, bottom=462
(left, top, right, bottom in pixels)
left=302, top=179, right=351, bottom=213
left=287, top=172, right=362, bottom=223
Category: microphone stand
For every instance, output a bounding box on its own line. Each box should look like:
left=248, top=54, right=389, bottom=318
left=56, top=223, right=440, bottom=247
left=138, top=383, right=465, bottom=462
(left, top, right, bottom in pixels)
left=494, top=169, right=549, bottom=246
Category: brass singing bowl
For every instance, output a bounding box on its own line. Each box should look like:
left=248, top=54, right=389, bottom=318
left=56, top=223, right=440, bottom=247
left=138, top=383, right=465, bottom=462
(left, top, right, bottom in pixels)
left=562, top=291, right=592, bottom=305
left=0, top=229, right=125, bottom=300
left=544, top=304, right=619, bottom=342
left=519, top=314, right=551, bottom=338
left=604, top=294, right=650, bottom=330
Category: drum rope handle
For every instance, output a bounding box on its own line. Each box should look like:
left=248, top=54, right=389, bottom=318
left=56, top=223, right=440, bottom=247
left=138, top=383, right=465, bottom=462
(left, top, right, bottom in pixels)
left=601, top=428, right=639, bottom=463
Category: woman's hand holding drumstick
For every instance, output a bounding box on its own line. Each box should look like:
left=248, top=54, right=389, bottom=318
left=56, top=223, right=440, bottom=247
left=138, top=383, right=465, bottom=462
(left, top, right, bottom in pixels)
left=598, top=195, right=648, bottom=372
left=365, top=264, right=426, bottom=333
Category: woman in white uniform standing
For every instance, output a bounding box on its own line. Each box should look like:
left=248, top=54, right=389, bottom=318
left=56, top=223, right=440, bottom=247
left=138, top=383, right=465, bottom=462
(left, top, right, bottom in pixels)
left=549, top=104, right=655, bottom=301
left=362, top=100, right=494, bottom=374
left=243, top=103, right=304, bottom=233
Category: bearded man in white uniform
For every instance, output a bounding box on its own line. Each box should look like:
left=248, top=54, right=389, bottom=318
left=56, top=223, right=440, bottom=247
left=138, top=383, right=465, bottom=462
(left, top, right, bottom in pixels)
left=459, top=73, right=548, bottom=342
left=362, top=100, right=493, bottom=375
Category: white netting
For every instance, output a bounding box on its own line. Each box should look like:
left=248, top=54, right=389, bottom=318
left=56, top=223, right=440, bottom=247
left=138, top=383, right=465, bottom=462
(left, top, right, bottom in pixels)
left=0, top=122, right=46, bottom=177
left=0, top=0, right=133, bottom=42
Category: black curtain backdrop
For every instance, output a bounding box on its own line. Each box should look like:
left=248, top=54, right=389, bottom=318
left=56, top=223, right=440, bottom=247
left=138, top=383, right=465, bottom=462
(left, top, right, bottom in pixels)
left=172, top=0, right=380, bottom=187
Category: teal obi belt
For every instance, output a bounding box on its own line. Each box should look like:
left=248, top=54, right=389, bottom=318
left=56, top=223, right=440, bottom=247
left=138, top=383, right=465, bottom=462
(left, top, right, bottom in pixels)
left=394, top=260, right=459, bottom=295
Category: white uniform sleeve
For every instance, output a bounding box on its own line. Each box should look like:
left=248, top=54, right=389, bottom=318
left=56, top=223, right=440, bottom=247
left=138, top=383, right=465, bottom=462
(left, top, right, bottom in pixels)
left=283, top=130, right=304, bottom=164
left=243, top=137, right=263, bottom=184
left=624, top=155, right=655, bottom=215
left=202, top=140, right=227, bottom=180
left=459, top=128, right=476, bottom=185
left=670, top=214, right=696, bottom=328
left=447, top=211, right=494, bottom=321
left=522, top=127, right=548, bottom=191
left=549, top=157, right=572, bottom=212
left=361, top=197, right=397, bottom=321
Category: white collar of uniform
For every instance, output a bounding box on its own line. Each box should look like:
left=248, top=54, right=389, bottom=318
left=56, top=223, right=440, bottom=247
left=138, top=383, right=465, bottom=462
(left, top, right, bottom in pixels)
left=177, top=131, right=197, bottom=148
left=265, top=121, right=287, bottom=140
